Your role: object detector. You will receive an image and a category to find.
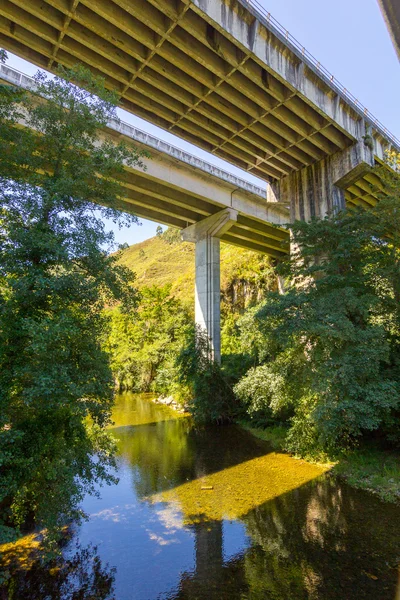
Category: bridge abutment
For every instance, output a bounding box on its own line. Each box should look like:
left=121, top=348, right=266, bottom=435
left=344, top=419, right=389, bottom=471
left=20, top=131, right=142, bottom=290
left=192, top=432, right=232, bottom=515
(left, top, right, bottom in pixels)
left=182, top=209, right=238, bottom=362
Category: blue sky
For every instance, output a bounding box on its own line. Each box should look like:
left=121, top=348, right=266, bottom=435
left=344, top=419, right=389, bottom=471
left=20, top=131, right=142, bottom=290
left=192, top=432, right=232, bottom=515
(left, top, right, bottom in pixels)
left=6, top=0, right=399, bottom=247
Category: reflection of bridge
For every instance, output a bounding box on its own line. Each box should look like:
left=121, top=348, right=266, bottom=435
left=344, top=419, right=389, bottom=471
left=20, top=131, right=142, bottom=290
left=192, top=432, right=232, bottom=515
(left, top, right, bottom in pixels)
left=1, top=0, right=399, bottom=359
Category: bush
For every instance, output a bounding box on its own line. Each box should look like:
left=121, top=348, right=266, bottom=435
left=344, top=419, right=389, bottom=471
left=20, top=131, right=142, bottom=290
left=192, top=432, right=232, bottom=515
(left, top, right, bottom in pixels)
left=176, top=327, right=240, bottom=424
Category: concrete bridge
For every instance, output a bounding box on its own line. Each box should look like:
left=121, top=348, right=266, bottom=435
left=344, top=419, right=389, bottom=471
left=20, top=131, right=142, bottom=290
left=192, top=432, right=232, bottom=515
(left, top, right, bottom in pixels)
left=378, top=0, right=400, bottom=60
left=1, top=0, right=399, bottom=359
left=1, top=63, right=289, bottom=361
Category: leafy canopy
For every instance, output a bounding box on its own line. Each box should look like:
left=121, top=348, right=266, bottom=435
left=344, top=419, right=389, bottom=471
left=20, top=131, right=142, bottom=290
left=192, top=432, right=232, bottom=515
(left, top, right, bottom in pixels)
left=107, top=284, right=192, bottom=396
left=0, top=63, right=145, bottom=543
left=235, top=163, right=400, bottom=457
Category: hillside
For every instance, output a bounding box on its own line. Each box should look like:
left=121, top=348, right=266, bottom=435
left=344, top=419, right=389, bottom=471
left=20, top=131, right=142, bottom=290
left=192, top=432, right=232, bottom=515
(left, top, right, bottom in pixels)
left=117, top=230, right=277, bottom=312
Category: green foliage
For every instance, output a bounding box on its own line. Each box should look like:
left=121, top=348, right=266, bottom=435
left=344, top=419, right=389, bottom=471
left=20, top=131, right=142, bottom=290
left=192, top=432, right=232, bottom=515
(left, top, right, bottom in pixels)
left=0, top=65, right=144, bottom=542
left=221, top=252, right=277, bottom=316
left=234, top=365, right=287, bottom=424
left=159, top=226, right=182, bottom=245
left=235, top=168, right=400, bottom=458
left=239, top=422, right=288, bottom=451
left=176, top=327, right=240, bottom=424
left=333, top=443, right=400, bottom=503
left=106, top=285, right=192, bottom=395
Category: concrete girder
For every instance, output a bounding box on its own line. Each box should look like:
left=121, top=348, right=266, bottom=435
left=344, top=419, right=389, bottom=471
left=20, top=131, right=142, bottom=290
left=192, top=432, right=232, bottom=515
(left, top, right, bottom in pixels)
left=122, top=191, right=202, bottom=225
left=356, top=177, right=384, bottom=198
left=346, top=192, right=377, bottom=207
left=363, top=171, right=386, bottom=191
left=118, top=179, right=215, bottom=218
left=221, top=234, right=285, bottom=259
left=227, top=225, right=289, bottom=254
left=347, top=181, right=379, bottom=202
left=236, top=215, right=289, bottom=243
left=344, top=194, right=373, bottom=210
left=117, top=199, right=189, bottom=230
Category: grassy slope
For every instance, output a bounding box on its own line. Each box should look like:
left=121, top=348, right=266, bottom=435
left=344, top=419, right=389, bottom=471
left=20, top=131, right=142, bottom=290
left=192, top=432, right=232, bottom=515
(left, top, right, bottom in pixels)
left=117, top=235, right=272, bottom=309
left=117, top=236, right=195, bottom=305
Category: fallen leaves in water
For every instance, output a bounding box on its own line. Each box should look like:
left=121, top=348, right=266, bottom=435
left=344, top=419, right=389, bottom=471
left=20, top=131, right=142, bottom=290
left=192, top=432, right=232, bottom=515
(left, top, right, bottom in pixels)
left=363, top=570, right=378, bottom=580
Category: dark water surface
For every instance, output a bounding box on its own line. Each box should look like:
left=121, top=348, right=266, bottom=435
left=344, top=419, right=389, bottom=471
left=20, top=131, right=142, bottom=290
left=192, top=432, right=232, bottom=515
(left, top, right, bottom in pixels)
left=6, top=393, right=400, bottom=599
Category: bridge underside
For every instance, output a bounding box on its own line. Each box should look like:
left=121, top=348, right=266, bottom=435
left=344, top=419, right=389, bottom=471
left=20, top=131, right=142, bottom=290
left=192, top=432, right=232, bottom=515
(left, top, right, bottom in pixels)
left=378, top=0, right=400, bottom=60
left=0, top=64, right=290, bottom=260
left=0, top=0, right=359, bottom=182
left=116, top=184, right=289, bottom=260
left=0, top=0, right=396, bottom=212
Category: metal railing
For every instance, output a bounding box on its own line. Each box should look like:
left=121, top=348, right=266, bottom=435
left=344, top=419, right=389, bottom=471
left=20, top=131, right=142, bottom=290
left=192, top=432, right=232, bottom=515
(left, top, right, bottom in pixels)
left=239, top=0, right=400, bottom=151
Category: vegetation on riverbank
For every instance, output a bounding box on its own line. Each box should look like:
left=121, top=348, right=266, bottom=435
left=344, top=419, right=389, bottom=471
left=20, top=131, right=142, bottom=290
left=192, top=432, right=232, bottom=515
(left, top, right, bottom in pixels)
left=240, top=422, right=400, bottom=504
left=333, top=445, right=400, bottom=504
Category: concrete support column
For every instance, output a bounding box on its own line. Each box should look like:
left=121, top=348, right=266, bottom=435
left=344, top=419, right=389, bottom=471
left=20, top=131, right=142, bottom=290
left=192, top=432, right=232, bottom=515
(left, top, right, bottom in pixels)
left=182, top=208, right=238, bottom=362
left=276, top=141, right=375, bottom=221
left=195, top=236, right=221, bottom=361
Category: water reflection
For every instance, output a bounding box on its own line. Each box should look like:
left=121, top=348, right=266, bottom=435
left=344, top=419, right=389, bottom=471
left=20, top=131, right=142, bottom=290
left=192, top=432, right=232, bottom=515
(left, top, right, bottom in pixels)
left=3, top=393, right=400, bottom=599
left=1, top=542, right=116, bottom=600
left=111, top=394, right=400, bottom=599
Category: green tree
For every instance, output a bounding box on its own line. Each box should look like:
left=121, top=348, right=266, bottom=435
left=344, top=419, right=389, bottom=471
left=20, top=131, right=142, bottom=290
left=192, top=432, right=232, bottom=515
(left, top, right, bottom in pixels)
left=0, top=65, right=145, bottom=543
left=176, top=327, right=240, bottom=424
left=107, top=284, right=192, bottom=395
left=235, top=165, right=400, bottom=457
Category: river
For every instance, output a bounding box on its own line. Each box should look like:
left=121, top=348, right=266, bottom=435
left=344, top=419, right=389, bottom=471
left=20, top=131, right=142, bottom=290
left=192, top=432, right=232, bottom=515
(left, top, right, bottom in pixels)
left=4, top=392, right=400, bottom=599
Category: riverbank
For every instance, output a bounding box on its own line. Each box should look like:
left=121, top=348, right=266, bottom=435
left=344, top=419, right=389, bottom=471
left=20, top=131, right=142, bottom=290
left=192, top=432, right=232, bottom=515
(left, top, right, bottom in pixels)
left=241, top=423, right=400, bottom=504
left=151, top=394, right=190, bottom=414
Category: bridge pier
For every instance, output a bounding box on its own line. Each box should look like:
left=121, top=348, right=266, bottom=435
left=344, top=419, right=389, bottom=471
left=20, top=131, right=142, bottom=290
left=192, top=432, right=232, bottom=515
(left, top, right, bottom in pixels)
left=182, top=209, right=238, bottom=362
left=276, top=141, right=375, bottom=220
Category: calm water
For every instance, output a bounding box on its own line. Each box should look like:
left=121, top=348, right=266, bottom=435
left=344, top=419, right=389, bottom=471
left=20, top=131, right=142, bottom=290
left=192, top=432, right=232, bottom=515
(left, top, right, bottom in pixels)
left=5, top=393, right=400, bottom=599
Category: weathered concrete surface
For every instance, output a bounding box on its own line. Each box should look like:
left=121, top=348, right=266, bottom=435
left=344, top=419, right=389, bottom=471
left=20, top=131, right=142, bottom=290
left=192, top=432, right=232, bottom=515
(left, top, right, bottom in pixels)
left=378, top=0, right=400, bottom=60
left=182, top=209, right=238, bottom=362
left=278, top=142, right=375, bottom=221
left=0, top=0, right=397, bottom=185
